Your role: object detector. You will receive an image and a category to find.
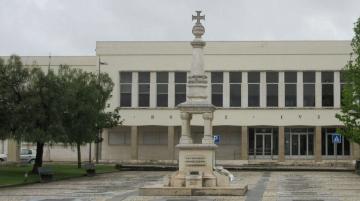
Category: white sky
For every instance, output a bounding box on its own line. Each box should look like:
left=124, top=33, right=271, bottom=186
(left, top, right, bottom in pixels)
left=0, top=0, right=359, bottom=55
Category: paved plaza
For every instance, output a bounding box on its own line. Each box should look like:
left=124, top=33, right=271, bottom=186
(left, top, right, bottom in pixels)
left=0, top=171, right=360, bottom=201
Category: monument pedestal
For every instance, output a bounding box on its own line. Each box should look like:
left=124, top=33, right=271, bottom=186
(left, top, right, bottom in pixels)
left=140, top=144, right=248, bottom=196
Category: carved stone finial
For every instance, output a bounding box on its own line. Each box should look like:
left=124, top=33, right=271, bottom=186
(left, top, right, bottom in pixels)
left=192, top=11, right=205, bottom=38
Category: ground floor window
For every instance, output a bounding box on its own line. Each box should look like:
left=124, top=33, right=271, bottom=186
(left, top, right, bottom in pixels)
left=322, top=128, right=350, bottom=157
left=249, top=127, right=278, bottom=159
left=285, top=128, right=314, bottom=159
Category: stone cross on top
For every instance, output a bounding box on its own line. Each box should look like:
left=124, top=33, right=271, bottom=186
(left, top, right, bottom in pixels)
left=192, top=11, right=205, bottom=24
left=192, top=11, right=205, bottom=39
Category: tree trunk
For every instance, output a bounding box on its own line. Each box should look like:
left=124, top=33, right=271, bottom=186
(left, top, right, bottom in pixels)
left=77, top=143, right=81, bottom=168
left=31, top=142, right=44, bottom=174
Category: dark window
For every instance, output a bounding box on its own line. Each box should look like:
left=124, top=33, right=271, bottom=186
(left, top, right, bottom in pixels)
left=230, top=72, right=241, bottom=107
left=138, top=72, right=150, bottom=107
left=175, top=72, right=187, bottom=106
left=248, top=72, right=260, bottom=107
left=266, top=72, right=278, bottom=83
left=211, top=72, right=223, bottom=107
left=267, top=84, right=278, bottom=107
left=266, top=72, right=278, bottom=107
left=285, top=72, right=297, bottom=83
left=322, top=72, right=334, bottom=107
left=321, top=71, right=334, bottom=83
left=120, top=72, right=132, bottom=107
left=285, top=72, right=297, bottom=107
left=248, top=84, right=260, bottom=107
left=304, top=84, right=315, bottom=107
left=322, top=84, right=334, bottom=107
left=303, top=71, right=315, bottom=83
left=303, top=71, right=315, bottom=107
left=230, top=72, right=242, bottom=83
left=157, top=72, right=168, bottom=107
left=248, top=72, right=260, bottom=83
left=211, top=72, right=223, bottom=83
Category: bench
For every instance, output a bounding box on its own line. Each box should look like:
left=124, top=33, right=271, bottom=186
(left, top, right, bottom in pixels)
left=38, top=167, right=53, bottom=182
left=83, top=163, right=96, bottom=176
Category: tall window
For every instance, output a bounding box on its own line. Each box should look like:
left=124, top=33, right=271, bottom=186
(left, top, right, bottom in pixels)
left=266, top=72, right=278, bottom=107
left=285, top=72, right=297, bottom=107
left=138, top=72, right=150, bottom=107
left=248, top=72, right=260, bottom=107
left=175, top=72, right=187, bottom=106
left=303, top=71, right=315, bottom=107
left=230, top=72, right=241, bottom=107
left=322, top=71, right=334, bottom=107
left=120, top=72, right=132, bottom=107
left=211, top=72, right=223, bottom=107
left=156, top=72, right=168, bottom=107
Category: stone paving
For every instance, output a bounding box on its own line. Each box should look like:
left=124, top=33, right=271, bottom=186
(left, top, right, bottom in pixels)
left=0, top=171, right=359, bottom=201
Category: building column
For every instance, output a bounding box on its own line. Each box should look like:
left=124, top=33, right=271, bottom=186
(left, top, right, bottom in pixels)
left=241, top=126, right=248, bottom=160
left=334, top=71, right=341, bottom=108
left=168, top=126, right=175, bottom=160
left=278, top=72, right=285, bottom=107
left=260, top=72, right=266, bottom=107
left=131, top=72, right=138, bottom=107
left=202, top=112, right=213, bottom=144
left=150, top=72, right=156, bottom=108
left=168, top=72, right=175, bottom=108
left=315, top=72, right=322, bottom=108
left=241, top=72, right=248, bottom=108
left=278, top=126, right=285, bottom=162
left=315, top=126, right=322, bottom=162
left=223, top=72, right=230, bottom=108
left=131, top=126, right=138, bottom=160
left=7, top=139, right=20, bottom=162
left=352, top=142, right=360, bottom=160
left=180, top=112, right=192, bottom=144
left=297, top=72, right=303, bottom=107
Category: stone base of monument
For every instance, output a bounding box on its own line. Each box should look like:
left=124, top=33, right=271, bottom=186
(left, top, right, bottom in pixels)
left=140, top=144, right=248, bottom=196
left=139, top=185, right=248, bottom=196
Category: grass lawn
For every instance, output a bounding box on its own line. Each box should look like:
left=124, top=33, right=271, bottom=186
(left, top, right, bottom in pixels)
left=0, top=163, right=118, bottom=187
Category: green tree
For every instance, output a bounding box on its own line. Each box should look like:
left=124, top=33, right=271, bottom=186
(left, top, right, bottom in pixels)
left=23, top=68, right=66, bottom=173
left=336, top=17, right=360, bottom=148
left=0, top=55, right=29, bottom=142
left=59, top=66, right=120, bottom=168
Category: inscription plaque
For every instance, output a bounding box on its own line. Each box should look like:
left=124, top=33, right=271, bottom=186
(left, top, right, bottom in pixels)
left=185, top=155, right=206, bottom=167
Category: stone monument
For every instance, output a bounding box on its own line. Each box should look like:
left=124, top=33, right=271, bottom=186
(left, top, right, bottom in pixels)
left=140, top=11, right=248, bottom=196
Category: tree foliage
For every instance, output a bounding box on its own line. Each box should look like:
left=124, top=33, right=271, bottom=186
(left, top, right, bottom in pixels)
left=23, top=68, right=67, bottom=173
left=58, top=66, right=121, bottom=168
left=0, top=56, right=121, bottom=171
left=0, top=55, right=29, bottom=140
left=336, top=17, right=360, bottom=145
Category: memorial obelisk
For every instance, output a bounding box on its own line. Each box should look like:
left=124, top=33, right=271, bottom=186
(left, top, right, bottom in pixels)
left=140, top=11, right=247, bottom=196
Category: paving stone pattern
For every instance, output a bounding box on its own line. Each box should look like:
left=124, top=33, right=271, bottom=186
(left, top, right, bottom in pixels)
left=0, top=171, right=359, bottom=201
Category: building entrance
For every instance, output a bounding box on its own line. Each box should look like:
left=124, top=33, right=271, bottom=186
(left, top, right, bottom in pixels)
left=285, top=128, right=314, bottom=159
left=255, top=133, right=272, bottom=156
left=249, top=127, right=278, bottom=160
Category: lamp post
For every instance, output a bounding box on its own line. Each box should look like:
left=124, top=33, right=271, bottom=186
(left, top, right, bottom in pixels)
left=95, top=57, right=108, bottom=164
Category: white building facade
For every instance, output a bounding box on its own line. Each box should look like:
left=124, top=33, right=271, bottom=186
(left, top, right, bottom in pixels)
left=2, top=40, right=359, bottom=164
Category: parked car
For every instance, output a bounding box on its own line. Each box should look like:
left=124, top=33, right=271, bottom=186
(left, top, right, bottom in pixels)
left=0, top=153, right=6, bottom=162
left=20, top=149, right=36, bottom=164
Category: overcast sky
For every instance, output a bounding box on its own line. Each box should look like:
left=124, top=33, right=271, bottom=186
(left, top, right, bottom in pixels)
left=0, top=0, right=359, bottom=56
